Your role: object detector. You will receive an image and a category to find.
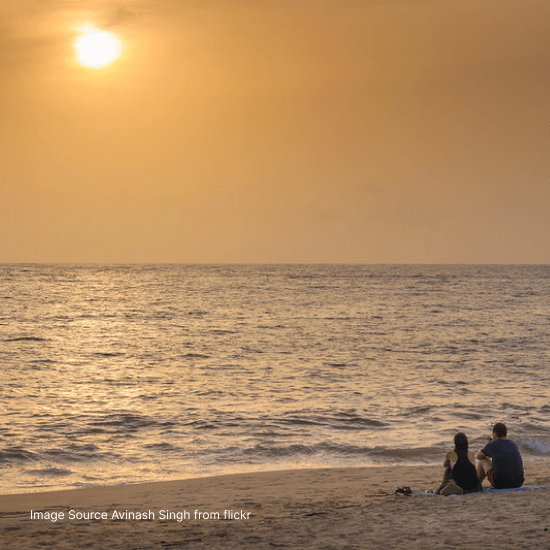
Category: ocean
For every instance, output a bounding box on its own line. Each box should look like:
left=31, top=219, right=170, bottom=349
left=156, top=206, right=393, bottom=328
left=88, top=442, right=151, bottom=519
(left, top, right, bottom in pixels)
left=1, top=264, right=549, bottom=494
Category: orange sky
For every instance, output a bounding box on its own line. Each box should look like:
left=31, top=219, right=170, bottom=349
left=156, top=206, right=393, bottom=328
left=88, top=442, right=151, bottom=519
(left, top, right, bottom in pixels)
left=1, top=0, right=549, bottom=263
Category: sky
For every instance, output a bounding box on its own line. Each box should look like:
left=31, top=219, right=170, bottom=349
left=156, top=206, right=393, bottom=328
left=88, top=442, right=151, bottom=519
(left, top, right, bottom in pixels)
left=1, top=0, right=549, bottom=264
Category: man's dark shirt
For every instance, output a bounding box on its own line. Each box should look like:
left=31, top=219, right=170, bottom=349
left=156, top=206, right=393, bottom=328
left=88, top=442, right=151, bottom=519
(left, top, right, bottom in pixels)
left=481, top=438, right=524, bottom=489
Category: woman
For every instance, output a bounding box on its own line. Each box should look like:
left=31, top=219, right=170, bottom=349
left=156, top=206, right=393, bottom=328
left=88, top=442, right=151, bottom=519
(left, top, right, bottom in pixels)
left=440, top=432, right=482, bottom=493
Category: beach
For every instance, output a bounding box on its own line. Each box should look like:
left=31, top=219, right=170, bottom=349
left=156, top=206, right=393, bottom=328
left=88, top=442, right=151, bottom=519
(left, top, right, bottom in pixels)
left=2, top=462, right=550, bottom=549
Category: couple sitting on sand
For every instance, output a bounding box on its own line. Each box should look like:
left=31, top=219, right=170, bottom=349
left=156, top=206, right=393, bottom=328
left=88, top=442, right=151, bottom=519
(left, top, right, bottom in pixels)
left=438, top=422, right=524, bottom=495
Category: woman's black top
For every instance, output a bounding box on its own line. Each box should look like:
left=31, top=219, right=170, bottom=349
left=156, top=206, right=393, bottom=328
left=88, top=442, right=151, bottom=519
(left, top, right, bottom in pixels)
left=452, top=449, right=481, bottom=493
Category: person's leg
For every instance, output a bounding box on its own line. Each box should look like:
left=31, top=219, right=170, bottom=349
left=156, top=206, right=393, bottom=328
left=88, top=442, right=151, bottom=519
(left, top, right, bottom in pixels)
left=441, top=467, right=453, bottom=484
left=476, top=457, right=493, bottom=485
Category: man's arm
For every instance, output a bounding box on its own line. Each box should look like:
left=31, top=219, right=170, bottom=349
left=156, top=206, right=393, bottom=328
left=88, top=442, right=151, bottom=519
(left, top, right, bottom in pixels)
left=477, top=441, right=493, bottom=461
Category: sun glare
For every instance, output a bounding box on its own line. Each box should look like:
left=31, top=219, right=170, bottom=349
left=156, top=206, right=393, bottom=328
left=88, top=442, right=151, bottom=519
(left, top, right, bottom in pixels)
left=75, top=29, right=121, bottom=68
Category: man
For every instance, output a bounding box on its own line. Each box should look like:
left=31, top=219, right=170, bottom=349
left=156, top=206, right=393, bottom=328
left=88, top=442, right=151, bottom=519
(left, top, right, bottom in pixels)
left=476, top=422, right=524, bottom=489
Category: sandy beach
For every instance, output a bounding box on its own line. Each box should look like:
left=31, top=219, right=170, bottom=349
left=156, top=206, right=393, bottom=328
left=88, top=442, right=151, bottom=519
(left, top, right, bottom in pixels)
left=2, top=461, right=550, bottom=549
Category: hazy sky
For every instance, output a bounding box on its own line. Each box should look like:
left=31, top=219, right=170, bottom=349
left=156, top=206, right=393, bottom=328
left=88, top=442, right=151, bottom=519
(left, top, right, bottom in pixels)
left=1, top=0, right=549, bottom=263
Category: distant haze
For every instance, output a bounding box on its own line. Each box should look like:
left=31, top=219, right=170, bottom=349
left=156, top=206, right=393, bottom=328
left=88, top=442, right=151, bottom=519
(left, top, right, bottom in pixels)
left=1, top=0, right=549, bottom=263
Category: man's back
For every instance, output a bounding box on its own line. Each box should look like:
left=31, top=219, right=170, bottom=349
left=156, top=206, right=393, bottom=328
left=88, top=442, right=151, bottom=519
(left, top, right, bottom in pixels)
left=481, top=438, right=524, bottom=489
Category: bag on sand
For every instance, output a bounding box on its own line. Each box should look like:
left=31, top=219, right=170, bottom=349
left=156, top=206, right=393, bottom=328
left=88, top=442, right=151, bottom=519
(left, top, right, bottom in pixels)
left=435, top=479, right=464, bottom=496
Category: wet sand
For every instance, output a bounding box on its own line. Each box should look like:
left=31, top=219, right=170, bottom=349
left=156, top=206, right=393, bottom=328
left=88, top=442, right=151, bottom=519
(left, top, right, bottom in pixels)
left=2, top=462, right=550, bottom=549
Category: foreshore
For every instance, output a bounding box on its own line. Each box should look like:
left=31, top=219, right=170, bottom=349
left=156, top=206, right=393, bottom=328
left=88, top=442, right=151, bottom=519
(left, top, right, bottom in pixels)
left=2, top=462, right=550, bottom=549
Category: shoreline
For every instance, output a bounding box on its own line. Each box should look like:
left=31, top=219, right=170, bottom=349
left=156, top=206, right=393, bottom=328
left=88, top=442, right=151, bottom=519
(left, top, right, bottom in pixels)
left=2, top=462, right=550, bottom=548
left=2, top=461, right=398, bottom=498
left=4, top=452, right=549, bottom=497
left=3, top=455, right=549, bottom=498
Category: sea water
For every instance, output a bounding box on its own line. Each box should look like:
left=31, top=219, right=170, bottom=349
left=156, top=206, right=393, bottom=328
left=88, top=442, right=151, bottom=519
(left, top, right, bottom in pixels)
left=1, top=264, right=549, bottom=493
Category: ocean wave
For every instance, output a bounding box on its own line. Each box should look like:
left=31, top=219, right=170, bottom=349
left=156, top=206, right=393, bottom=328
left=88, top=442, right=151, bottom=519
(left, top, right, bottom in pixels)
left=4, top=336, right=49, bottom=342
left=217, top=442, right=441, bottom=463
left=25, top=467, right=73, bottom=477
left=240, top=444, right=317, bottom=458
left=87, top=413, right=161, bottom=432
left=142, top=442, right=181, bottom=452
left=501, top=402, right=536, bottom=411
left=42, top=448, right=120, bottom=463
left=273, top=413, right=387, bottom=430
left=370, top=446, right=442, bottom=460
left=519, top=438, right=550, bottom=455
left=404, top=406, right=436, bottom=416
left=0, top=443, right=125, bottom=466
left=453, top=411, right=483, bottom=421
left=0, top=448, right=40, bottom=463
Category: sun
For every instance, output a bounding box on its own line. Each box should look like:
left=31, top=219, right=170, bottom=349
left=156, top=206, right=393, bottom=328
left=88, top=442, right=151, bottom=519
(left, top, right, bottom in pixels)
left=75, top=29, right=121, bottom=68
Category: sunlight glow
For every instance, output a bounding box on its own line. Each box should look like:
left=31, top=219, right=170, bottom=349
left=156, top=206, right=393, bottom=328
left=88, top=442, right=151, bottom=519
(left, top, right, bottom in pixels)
left=75, top=30, right=121, bottom=68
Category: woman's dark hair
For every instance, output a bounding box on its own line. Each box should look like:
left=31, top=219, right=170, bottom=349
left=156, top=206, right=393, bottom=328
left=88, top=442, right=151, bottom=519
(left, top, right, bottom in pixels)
left=493, top=422, right=507, bottom=438
left=454, top=432, right=469, bottom=451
